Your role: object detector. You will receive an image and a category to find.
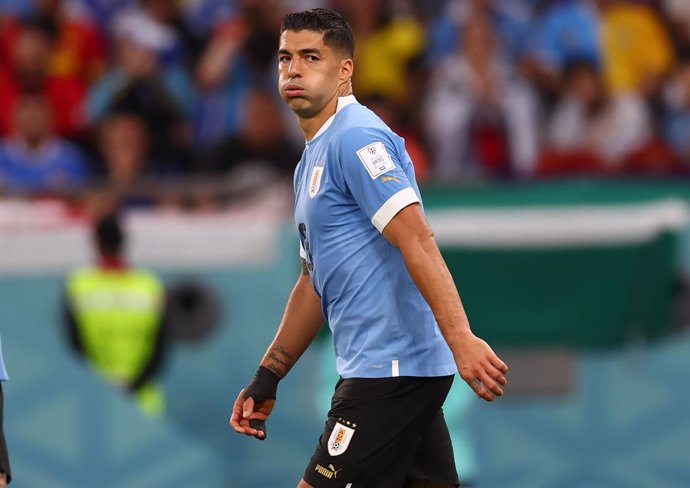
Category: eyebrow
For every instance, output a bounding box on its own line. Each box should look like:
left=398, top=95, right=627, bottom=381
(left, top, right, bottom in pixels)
left=278, top=48, right=323, bottom=56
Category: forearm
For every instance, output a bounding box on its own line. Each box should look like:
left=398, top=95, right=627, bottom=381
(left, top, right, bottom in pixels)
left=399, top=233, right=473, bottom=356
left=259, top=273, right=324, bottom=378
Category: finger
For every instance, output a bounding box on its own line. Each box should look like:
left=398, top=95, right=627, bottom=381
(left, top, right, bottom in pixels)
left=479, top=371, right=504, bottom=397
left=485, top=363, right=508, bottom=386
left=491, top=355, right=509, bottom=374
left=469, top=378, right=494, bottom=402
left=249, top=418, right=267, bottom=440
left=242, top=396, right=255, bottom=419
left=230, top=390, right=248, bottom=433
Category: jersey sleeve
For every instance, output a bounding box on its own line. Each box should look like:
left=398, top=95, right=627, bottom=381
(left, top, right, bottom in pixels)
left=299, top=241, right=307, bottom=259
left=336, top=127, right=420, bottom=233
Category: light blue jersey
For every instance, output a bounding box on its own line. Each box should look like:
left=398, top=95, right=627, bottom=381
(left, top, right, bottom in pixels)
left=0, top=335, right=8, bottom=381
left=294, top=96, right=456, bottom=379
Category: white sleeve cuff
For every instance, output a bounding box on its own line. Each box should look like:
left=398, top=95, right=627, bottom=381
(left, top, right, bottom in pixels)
left=299, top=242, right=307, bottom=259
left=371, top=188, right=420, bottom=233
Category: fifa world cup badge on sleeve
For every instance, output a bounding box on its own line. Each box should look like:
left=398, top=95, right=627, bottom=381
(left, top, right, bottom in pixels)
left=356, top=141, right=396, bottom=179
left=327, top=420, right=356, bottom=456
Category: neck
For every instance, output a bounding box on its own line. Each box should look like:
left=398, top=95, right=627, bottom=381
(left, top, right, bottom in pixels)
left=98, top=254, right=127, bottom=270
left=300, top=87, right=352, bottom=141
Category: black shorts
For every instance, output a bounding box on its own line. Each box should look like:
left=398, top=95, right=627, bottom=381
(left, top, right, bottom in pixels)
left=303, top=375, right=459, bottom=488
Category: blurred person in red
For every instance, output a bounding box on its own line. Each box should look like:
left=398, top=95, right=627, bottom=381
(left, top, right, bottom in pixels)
left=0, top=94, right=90, bottom=192
left=0, top=0, right=107, bottom=85
left=542, top=59, right=653, bottom=174
left=424, top=12, right=539, bottom=181
left=0, top=18, right=87, bottom=138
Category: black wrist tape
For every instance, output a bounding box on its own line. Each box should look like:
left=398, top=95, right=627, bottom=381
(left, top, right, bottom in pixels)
left=243, top=366, right=280, bottom=403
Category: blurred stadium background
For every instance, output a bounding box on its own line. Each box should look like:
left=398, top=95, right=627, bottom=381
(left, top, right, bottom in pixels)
left=1, top=0, right=690, bottom=486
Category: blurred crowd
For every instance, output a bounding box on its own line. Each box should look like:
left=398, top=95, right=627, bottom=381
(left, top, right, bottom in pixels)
left=1, top=0, right=690, bottom=208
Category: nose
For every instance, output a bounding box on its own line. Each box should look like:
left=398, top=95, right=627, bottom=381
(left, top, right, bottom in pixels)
left=287, top=57, right=302, bottom=78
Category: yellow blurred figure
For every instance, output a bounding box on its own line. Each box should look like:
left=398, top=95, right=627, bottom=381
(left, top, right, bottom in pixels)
left=600, top=2, right=675, bottom=95
left=63, top=213, right=167, bottom=417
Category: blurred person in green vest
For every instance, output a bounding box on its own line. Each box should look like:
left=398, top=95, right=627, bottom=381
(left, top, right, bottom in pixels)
left=0, top=335, right=11, bottom=485
left=62, top=213, right=168, bottom=416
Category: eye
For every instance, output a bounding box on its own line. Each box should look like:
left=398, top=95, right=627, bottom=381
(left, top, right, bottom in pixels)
left=279, top=55, right=290, bottom=63
left=306, top=55, right=319, bottom=61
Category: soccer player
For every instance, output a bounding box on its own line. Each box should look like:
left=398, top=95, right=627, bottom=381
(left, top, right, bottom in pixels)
left=229, top=8, right=508, bottom=488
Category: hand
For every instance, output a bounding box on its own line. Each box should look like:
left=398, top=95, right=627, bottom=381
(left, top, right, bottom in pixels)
left=229, top=388, right=276, bottom=440
left=0, top=471, right=7, bottom=487
left=455, top=333, right=508, bottom=402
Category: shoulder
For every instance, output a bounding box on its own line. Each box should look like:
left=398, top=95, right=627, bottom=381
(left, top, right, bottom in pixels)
left=66, top=266, right=98, bottom=287
left=130, top=269, right=165, bottom=291
left=333, top=107, right=400, bottom=152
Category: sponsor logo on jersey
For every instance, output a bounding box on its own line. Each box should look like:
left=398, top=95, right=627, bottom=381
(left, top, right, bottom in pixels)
left=356, top=141, right=396, bottom=179
left=328, top=421, right=355, bottom=456
left=315, top=463, right=343, bottom=479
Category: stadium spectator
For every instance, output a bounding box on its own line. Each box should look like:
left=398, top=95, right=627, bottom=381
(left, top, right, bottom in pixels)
left=193, top=0, right=283, bottom=145
left=95, top=109, right=152, bottom=188
left=87, top=29, right=196, bottom=175
left=424, top=12, right=539, bottom=180
left=0, top=18, right=87, bottom=138
left=112, top=0, right=199, bottom=68
left=662, top=61, right=690, bottom=166
left=425, top=0, right=534, bottom=64
left=335, top=0, right=425, bottom=102
left=523, top=0, right=601, bottom=105
left=543, top=59, right=653, bottom=173
left=0, top=94, right=90, bottom=192
left=198, top=88, right=301, bottom=178
left=598, top=0, right=675, bottom=99
left=0, top=0, right=107, bottom=84
left=87, top=22, right=196, bottom=124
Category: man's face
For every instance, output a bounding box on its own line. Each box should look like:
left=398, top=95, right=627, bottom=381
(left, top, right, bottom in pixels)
left=277, top=29, right=346, bottom=118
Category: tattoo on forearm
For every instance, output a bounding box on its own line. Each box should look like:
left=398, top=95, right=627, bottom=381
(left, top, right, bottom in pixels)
left=268, top=351, right=290, bottom=369
left=266, top=344, right=295, bottom=377
left=265, top=363, right=283, bottom=377
left=301, top=258, right=309, bottom=275
left=274, top=345, right=294, bottom=360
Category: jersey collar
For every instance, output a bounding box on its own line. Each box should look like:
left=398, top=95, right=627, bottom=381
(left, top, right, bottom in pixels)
left=308, top=95, right=358, bottom=142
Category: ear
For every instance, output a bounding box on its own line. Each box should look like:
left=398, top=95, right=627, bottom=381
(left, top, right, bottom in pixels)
left=339, top=58, right=353, bottom=85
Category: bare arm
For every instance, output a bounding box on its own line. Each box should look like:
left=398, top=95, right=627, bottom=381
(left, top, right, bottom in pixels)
left=259, top=259, right=325, bottom=378
left=383, top=203, right=508, bottom=401
left=230, top=259, right=323, bottom=438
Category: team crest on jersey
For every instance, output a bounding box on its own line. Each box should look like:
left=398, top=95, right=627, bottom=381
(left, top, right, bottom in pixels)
left=309, top=163, right=325, bottom=198
left=356, top=141, right=396, bottom=179
left=327, top=421, right=356, bottom=456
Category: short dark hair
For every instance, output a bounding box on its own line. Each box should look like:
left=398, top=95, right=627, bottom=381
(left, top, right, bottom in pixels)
left=94, top=213, right=124, bottom=256
left=281, top=8, right=354, bottom=58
